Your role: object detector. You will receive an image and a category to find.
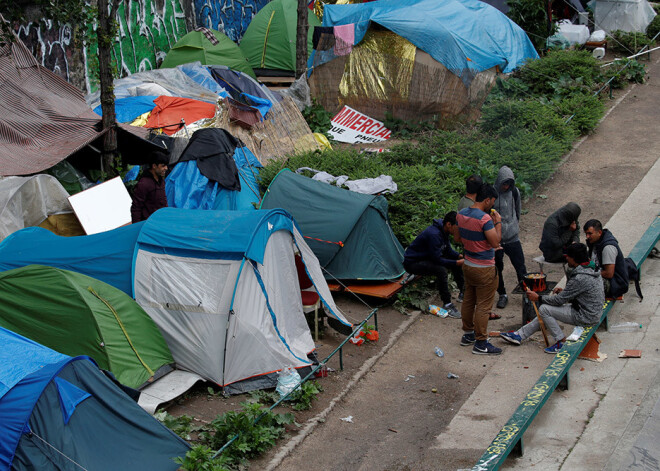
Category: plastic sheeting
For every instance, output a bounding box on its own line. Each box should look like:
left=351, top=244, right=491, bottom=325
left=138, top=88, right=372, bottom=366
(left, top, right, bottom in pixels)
left=93, top=96, right=158, bottom=123
left=0, top=175, right=73, bottom=243
left=594, top=0, right=656, bottom=33
left=321, top=0, right=538, bottom=79
left=176, top=62, right=231, bottom=97
left=86, top=68, right=221, bottom=109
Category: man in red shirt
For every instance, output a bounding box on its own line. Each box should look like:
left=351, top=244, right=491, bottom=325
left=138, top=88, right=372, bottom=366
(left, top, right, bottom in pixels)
left=130, top=151, right=169, bottom=223
left=453, top=184, right=503, bottom=355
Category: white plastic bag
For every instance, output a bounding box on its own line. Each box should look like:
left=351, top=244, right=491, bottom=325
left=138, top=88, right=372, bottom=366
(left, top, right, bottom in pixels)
left=276, top=366, right=302, bottom=398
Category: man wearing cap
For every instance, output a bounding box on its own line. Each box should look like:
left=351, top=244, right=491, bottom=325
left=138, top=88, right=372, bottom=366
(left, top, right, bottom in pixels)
left=130, top=150, right=169, bottom=223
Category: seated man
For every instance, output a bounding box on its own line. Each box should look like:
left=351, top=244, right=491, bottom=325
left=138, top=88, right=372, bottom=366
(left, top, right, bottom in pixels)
left=403, top=211, right=464, bottom=318
left=539, top=202, right=581, bottom=263
left=584, top=219, right=629, bottom=298
left=500, top=243, right=604, bottom=354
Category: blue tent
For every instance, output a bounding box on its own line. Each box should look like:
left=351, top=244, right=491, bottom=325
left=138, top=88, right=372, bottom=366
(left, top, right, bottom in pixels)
left=0, top=327, right=188, bottom=470
left=320, top=0, right=538, bottom=79
left=165, top=144, right=262, bottom=211
left=0, top=223, right=141, bottom=296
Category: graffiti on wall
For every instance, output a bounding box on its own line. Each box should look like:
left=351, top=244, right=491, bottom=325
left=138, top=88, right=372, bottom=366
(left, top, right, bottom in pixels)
left=19, top=0, right=188, bottom=93
left=194, top=0, right=268, bottom=42
left=17, top=21, right=75, bottom=84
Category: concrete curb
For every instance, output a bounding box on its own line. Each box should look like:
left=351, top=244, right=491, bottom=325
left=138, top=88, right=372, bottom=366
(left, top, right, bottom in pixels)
left=265, top=310, right=422, bottom=470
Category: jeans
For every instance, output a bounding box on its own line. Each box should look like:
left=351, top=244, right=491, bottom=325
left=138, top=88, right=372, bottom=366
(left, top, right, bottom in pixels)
left=403, top=259, right=464, bottom=305
left=518, top=303, right=576, bottom=343
left=461, top=265, right=498, bottom=341
left=495, top=240, right=527, bottom=295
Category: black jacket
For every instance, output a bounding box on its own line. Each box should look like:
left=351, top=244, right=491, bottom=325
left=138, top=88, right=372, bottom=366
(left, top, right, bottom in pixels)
left=404, top=219, right=460, bottom=267
left=539, top=202, right=581, bottom=263
left=587, top=229, right=629, bottom=297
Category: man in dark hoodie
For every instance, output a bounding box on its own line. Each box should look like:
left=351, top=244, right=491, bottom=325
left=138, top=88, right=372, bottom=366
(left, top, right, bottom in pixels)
left=492, top=166, right=527, bottom=309
left=500, top=243, right=604, bottom=354
left=584, top=219, right=629, bottom=298
left=404, top=211, right=464, bottom=318
left=539, top=202, right=581, bottom=263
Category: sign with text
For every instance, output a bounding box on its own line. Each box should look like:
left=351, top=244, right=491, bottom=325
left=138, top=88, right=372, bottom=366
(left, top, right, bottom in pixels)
left=328, top=106, right=391, bottom=144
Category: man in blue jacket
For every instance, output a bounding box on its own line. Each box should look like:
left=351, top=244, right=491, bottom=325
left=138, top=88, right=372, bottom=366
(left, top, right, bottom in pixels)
left=404, top=211, right=464, bottom=318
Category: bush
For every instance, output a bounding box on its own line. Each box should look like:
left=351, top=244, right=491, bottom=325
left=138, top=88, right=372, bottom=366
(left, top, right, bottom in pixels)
left=302, top=100, right=333, bottom=134
left=647, top=14, right=660, bottom=40
left=516, top=50, right=601, bottom=96
left=601, top=59, right=647, bottom=89
left=609, top=30, right=654, bottom=55
left=555, top=94, right=604, bottom=134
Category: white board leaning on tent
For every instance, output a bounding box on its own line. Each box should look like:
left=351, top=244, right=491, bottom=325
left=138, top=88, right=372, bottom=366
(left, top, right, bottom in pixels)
left=68, top=176, right=132, bottom=234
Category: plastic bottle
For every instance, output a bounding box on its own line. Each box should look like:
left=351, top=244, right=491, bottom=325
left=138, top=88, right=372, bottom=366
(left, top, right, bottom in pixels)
left=609, top=322, right=642, bottom=333
left=276, top=366, right=302, bottom=398
left=429, top=305, right=448, bottom=318
left=434, top=347, right=444, bottom=357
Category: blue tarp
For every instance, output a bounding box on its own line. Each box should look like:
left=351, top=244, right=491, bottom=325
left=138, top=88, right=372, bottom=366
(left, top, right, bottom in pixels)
left=165, top=145, right=262, bottom=211
left=177, top=62, right=231, bottom=98
left=93, top=96, right=158, bottom=123
left=321, top=0, right=538, bottom=77
left=138, top=208, right=296, bottom=265
left=0, top=224, right=142, bottom=296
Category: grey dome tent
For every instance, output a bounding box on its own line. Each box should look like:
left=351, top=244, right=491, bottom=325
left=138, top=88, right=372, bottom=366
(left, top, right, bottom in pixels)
left=260, top=169, right=405, bottom=281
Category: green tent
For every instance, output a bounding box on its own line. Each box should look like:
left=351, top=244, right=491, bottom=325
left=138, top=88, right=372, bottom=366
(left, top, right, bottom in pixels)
left=0, top=265, right=174, bottom=389
left=239, top=0, right=322, bottom=73
left=161, top=29, right=256, bottom=78
left=260, top=169, right=405, bottom=281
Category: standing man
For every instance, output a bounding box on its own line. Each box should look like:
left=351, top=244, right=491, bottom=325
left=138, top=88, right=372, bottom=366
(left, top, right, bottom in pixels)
left=457, top=174, right=483, bottom=211
left=493, top=166, right=527, bottom=309
left=454, top=184, right=502, bottom=355
left=131, top=150, right=169, bottom=223
left=403, top=211, right=464, bottom=318
left=500, top=243, right=604, bottom=354
left=539, top=202, right=581, bottom=263
left=584, top=219, right=629, bottom=298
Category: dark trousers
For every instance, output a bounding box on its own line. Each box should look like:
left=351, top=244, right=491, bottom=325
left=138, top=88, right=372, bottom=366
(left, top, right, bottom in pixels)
left=495, top=240, right=527, bottom=295
left=403, top=259, right=464, bottom=305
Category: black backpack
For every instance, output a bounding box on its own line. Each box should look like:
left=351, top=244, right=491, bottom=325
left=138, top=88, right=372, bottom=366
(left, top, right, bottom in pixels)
left=624, top=257, right=643, bottom=301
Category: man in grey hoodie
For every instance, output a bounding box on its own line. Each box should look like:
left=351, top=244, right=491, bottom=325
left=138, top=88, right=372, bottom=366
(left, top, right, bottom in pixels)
left=500, top=243, right=605, bottom=354
left=492, top=166, right=527, bottom=309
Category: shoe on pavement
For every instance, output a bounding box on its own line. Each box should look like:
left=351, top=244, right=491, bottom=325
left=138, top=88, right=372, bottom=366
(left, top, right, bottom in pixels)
left=489, top=312, right=502, bottom=320
left=457, top=291, right=464, bottom=303
left=460, top=332, right=476, bottom=346
left=544, top=341, right=565, bottom=354
left=496, top=294, right=508, bottom=309
left=444, top=303, right=461, bottom=319
left=472, top=340, right=502, bottom=355
left=500, top=331, right=522, bottom=345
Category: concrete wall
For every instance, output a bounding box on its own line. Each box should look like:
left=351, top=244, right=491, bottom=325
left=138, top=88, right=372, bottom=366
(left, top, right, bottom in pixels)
left=18, top=0, right=268, bottom=94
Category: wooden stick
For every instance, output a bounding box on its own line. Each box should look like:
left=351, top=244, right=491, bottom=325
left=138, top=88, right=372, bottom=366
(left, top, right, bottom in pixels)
left=522, top=281, right=550, bottom=347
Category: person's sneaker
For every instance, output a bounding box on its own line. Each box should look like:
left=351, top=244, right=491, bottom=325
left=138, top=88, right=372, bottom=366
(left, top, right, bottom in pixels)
left=457, top=291, right=464, bottom=303
left=544, top=341, right=565, bottom=354
left=500, top=331, right=522, bottom=345
left=496, top=294, right=508, bottom=309
left=444, top=303, right=461, bottom=319
left=472, top=340, right=502, bottom=355
left=460, top=332, right=476, bottom=346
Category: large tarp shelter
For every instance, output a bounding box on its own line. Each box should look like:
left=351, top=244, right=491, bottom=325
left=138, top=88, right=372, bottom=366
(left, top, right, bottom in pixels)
left=161, top=28, right=256, bottom=78
left=239, top=0, right=322, bottom=74
left=0, top=30, right=157, bottom=176
left=0, top=327, right=188, bottom=471
left=0, top=223, right=142, bottom=296
left=308, top=0, right=538, bottom=122
left=0, top=265, right=174, bottom=389
left=260, top=169, right=405, bottom=281
left=134, top=208, right=350, bottom=392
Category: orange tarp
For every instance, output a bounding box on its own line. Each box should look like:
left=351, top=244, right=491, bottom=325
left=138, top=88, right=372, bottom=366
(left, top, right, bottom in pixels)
left=144, top=96, right=217, bottom=135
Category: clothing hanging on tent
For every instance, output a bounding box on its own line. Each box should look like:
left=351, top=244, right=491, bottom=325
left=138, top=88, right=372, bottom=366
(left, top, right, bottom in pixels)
left=178, top=128, right=241, bottom=190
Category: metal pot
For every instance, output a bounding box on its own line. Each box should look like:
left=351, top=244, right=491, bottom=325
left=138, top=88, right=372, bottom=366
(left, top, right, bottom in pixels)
left=524, top=273, right=547, bottom=292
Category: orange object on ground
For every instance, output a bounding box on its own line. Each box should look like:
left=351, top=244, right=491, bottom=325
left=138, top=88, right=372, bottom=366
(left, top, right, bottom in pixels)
left=144, top=96, right=216, bottom=135
left=579, top=334, right=606, bottom=361
left=365, top=330, right=379, bottom=342
left=325, top=274, right=413, bottom=299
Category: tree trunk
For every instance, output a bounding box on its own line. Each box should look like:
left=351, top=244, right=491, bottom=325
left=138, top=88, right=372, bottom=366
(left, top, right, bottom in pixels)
left=97, top=0, right=119, bottom=179
left=295, top=0, right=308, bottom=78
